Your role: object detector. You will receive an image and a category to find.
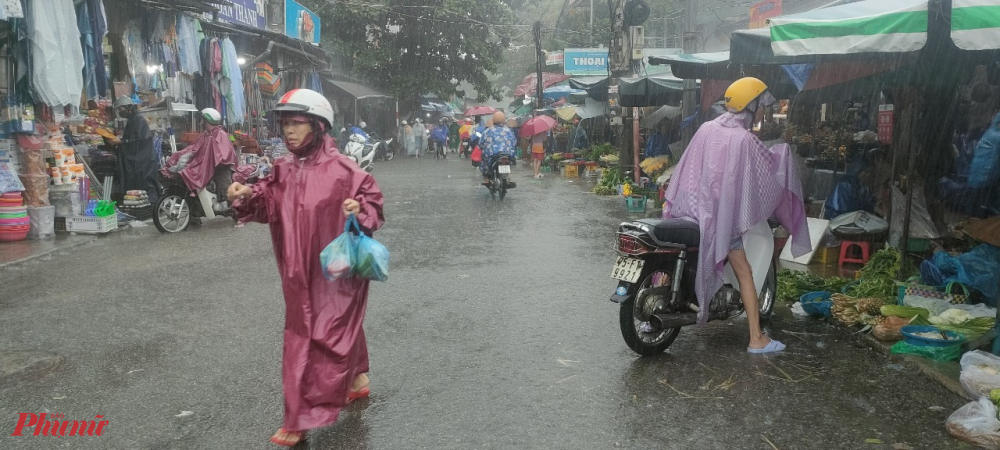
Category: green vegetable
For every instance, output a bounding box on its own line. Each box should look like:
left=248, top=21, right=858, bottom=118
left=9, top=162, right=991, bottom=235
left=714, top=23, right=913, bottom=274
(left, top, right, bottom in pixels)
left=990, top=388, right=1000, bottom=404
left=776, top=270, right=851, bottom=302
left=845, top=247, right=901, bottom=299
left=911, top=316, right=995, bottom=340
left=879, top=305, right=930, bottom=320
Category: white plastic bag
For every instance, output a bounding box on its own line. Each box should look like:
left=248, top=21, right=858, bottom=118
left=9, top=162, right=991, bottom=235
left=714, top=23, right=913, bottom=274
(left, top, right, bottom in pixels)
left=889, top=185, right=940, bottom=246
left=961, top=351, right=1000, bottom=399
left=946, top=397, right=1000, bottom=449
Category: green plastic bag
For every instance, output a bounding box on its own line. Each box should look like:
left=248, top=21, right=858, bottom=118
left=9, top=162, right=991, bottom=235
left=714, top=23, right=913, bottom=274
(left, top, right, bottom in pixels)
left=890, top=341, right=962, bottom=362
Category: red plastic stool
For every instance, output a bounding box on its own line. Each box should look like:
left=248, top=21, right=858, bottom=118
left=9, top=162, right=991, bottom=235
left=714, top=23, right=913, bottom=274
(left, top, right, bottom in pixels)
left=839, top=240, right=871, bottom=267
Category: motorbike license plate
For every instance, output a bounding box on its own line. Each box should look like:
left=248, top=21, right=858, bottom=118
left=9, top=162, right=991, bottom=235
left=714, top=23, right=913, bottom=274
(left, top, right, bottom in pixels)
left=611, top=257, right=644, bottom=283
left=498, top=165, right=511, bottom=174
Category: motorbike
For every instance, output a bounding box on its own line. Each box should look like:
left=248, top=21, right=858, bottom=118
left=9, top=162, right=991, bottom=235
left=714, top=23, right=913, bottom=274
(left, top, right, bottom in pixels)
left=430, top=139, right=448, bottom=159
left=485, top=154, right=517, bottom=200
left=369, top=132, right=394, bottom=162
left=153, top=157, right=264, bottom=233
left=610, top=218, right=778, bottom=356
left=342, top=134, right=376, bottom=172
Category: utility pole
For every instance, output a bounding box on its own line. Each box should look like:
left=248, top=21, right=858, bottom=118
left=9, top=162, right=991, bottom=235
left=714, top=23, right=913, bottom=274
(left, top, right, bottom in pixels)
left=680, top=0, right=698, bottom=150
left=534, top=21, right=544, bottom=110
left=590, top=0, right=594, bottom=46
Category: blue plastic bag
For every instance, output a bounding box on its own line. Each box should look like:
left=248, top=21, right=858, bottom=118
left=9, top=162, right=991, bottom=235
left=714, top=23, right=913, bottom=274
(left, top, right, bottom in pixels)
left=320, top=214, right=389, bottom=282
left=320, top=220, right=358, bottom=281
left=349, top=214, right=390, bottom=282
left=931, top=244, right=1000, bottom=302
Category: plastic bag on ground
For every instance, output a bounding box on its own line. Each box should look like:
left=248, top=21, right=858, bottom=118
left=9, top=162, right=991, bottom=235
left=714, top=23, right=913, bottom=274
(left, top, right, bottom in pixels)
left=960, top=351, right=1000, bottom=399
left=320, top=223, right=357, bottom=281
left=932, top=245, right=1000, bottom=302
left=890, top=340, right=961, bottom=361
left=946, top=397, right=1000, bottom=450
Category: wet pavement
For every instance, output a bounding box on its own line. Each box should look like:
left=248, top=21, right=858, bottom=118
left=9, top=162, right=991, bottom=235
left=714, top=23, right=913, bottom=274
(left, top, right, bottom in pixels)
left=0, top=155, right=967, bottom=449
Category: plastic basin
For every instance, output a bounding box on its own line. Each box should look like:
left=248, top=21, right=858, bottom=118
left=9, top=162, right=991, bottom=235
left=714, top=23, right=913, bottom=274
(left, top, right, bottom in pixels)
left=900, top=325, right=964, bottom=347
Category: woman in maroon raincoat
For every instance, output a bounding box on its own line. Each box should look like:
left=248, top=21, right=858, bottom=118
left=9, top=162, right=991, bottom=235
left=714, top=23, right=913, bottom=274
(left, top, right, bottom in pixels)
left=227, top=89, right=385, bottom=446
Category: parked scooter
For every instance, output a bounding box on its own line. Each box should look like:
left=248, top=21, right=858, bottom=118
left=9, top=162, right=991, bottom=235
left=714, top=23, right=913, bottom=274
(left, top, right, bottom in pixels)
left=609, top=219, right=778, bottom=356
left=342, top=134, right=375, bottom=172
left=368, top=132, right=394, bottom=162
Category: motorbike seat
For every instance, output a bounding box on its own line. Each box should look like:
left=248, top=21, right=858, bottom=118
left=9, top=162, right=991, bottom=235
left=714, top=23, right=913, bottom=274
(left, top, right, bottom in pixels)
left=636, top=218, right=700, bottom=248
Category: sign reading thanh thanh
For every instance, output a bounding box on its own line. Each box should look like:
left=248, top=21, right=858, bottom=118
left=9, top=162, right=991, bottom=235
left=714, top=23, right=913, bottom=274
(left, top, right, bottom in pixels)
left=749, top=0, right=782, bottom=29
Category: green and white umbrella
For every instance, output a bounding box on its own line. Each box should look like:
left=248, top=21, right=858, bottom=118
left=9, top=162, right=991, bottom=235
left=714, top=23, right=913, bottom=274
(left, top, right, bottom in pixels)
left=768, top=0, right=1000, bottom=57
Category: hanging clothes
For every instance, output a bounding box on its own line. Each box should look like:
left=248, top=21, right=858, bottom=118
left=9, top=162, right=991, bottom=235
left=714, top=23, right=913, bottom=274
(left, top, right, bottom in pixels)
left=175, top=14, right=202, bottom=75
left=221, top=38, right=245, bottom=125
left=89, top=0, right=109, bottom=97
left=76, top=2, right=98, bottom=99
left=28, top=0, right=85, bottom=107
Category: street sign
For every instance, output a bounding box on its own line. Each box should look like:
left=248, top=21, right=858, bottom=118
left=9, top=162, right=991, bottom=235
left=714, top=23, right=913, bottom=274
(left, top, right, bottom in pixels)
left=749, top=0, right=782, bottom=29
left=545, top=51, right=564, bottom=66
left=285, top=0, right=321, bottom=45
left=878, top=104, right=894, bottom=145
left=564, top=48, right=609, bottom=76
left=203, top=0, right=266, bottom=30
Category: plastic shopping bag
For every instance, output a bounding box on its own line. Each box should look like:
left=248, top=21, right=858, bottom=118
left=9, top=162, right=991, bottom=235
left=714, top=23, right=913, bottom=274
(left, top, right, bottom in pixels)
left=346, top=214, right=389, bottom=282
left=946, top=397, right=1000, bottom=450
left=320, top=219, right=358, bottom=281
left=960, top=351, right=1000, bottom=399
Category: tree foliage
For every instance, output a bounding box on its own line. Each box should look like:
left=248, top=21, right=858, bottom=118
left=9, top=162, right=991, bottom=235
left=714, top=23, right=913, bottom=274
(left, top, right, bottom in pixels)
left=302, top=0, right=516, bottom=102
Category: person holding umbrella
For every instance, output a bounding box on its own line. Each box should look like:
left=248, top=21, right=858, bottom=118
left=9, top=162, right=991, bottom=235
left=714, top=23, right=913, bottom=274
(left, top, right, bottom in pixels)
left=520, top=114, right=557, bottom=179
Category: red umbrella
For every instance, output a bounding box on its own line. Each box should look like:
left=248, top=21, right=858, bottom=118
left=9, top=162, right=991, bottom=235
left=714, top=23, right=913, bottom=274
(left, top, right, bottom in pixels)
left=464, top=105, right=496, bottom=117
left=519, top=115, right=557, bottom=138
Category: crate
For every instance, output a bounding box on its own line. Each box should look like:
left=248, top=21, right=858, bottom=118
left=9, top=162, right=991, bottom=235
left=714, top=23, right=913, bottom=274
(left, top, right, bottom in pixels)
left=65, top=215, right=117, bottom=234
left=120, top=205, right=153, bottom=221
left=54, top=216, right=66, bottom=232
left=625, top=195, right=647, bottom=213
left=564, top=165, right=579, bottom=178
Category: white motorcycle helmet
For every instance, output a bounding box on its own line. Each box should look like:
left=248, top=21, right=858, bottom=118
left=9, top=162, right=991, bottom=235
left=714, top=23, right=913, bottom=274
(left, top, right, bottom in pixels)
left=201, top=108, right=222, bottom=125
left=273, top=88, right=334, bottom=129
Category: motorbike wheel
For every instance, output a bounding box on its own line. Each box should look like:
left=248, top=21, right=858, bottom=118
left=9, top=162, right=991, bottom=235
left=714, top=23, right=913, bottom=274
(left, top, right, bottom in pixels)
left=758, top=260, right=778, bottom=319
left=499, top=178, right=507, bottom=200
left=153, top=194, right=192, bottom=233
left=385, top=149, right=394, bottom=161
left=620, top=273, right=681, bottom=356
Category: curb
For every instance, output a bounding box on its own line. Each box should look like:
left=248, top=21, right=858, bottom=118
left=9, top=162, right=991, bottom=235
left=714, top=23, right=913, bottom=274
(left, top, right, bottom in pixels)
left=0, top=235, right=98, bottom=269
left=851, top=327, right=970, bottom=400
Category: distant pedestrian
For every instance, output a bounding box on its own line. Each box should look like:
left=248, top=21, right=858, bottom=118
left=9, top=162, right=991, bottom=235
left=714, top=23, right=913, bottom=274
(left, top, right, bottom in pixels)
left=448, top=118, right=461, bottom=154
left=414, top=118, right=425, bottom=155
left=530, top=132, right=545, bottom=179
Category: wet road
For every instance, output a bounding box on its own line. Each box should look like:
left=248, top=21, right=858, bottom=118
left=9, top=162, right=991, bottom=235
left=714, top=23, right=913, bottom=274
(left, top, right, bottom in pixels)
left=1, top=155, right=966, bottom=449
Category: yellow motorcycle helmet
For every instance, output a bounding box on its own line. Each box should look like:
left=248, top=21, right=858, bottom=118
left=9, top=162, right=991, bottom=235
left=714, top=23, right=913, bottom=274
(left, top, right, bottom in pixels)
left=724, top=77, right=768, bottom=113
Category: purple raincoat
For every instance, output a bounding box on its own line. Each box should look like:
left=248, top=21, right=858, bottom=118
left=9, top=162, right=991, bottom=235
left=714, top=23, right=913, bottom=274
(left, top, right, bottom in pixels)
left=663, top=112, right=811, bottom=323
left=233, top=135, right=385, bottom=431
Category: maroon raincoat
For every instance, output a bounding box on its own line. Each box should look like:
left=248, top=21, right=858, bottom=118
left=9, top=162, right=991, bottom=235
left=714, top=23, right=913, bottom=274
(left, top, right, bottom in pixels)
left=233, top=135, right=385, bottom=431
left=161, top=127, right=238, bottom=192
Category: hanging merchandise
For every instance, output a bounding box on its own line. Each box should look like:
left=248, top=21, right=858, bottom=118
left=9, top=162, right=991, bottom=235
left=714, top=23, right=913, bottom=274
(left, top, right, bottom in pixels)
left=221, top=38, right=245, bottom=125
left=1, top=0, right=22, bottom=19
left=75, top=0, right=108, bottom=100
left=28, top=0, right=85, bottom=107
left=176, top=15, right=202, bottom=75
left=256, top=63, right=280, bottom=96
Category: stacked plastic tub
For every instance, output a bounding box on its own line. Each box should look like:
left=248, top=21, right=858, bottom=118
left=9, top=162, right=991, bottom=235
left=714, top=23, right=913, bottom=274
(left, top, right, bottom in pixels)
left=0, top=192, right=29, bottom=242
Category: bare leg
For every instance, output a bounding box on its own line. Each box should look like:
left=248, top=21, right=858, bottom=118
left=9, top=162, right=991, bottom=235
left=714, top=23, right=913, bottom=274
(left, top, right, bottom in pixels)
left=728, top=249, right=771, bottom=349
left=533, top=158, right=541, bottom=177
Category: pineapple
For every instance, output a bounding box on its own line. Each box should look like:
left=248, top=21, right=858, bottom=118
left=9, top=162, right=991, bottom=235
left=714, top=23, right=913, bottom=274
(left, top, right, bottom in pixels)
left=856, top=298, right=886, bottom=316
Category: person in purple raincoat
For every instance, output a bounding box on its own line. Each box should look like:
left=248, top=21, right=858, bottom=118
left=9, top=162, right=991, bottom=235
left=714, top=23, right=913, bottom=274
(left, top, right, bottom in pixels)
left=663, top=78, right=811, bottom=354
left=227, top=89, right=385, bottom=446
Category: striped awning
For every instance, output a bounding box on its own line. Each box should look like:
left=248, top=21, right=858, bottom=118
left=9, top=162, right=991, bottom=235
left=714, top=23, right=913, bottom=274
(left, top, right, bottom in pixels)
left=769, top=0, right=929, bottom=57
left=952, top=0, right=1000, bottom=50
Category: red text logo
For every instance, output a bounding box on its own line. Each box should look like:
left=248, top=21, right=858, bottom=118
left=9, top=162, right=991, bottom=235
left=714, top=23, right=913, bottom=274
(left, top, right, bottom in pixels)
left=10, top=413, right=108, bottom=437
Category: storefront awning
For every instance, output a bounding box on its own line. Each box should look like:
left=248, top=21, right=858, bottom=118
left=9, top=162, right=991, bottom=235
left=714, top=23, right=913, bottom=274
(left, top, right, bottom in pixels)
left=325, top=78, right=392, bottom=100
left=649, top=51, right=733, bottom=80
left=768, top=0, right=930, bottom=57
left=619, top=75, right=686, bottom=108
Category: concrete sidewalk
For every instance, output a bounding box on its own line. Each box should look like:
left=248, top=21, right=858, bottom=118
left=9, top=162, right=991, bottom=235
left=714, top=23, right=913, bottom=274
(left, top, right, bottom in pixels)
left=0, top=233, right=97, bottom=268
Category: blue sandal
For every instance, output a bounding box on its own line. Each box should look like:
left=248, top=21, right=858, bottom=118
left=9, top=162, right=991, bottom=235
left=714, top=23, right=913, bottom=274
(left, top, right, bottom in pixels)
left=747, top=339, right=786, bottom=354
